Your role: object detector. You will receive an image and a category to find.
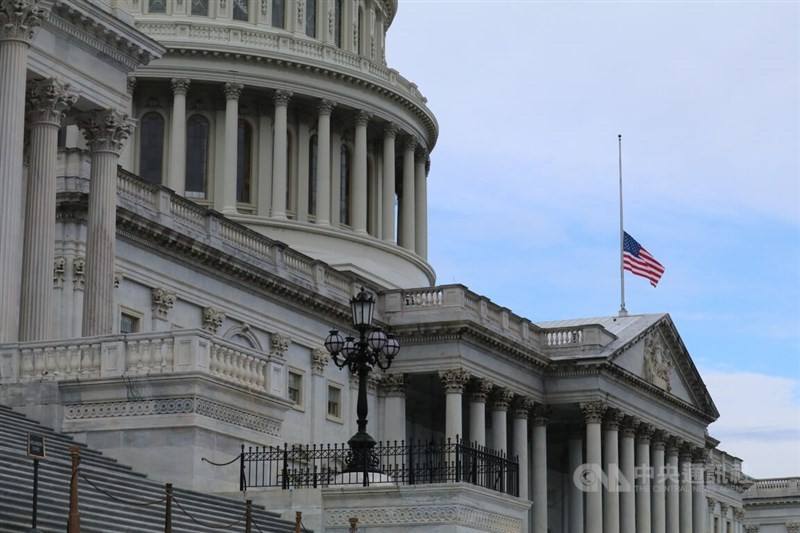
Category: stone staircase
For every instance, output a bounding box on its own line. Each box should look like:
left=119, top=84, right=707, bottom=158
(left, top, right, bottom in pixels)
left=0, top=404, right=301, bottom=532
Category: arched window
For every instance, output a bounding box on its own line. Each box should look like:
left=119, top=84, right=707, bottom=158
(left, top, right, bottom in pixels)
left=185, top=115, right=210, bottom=196
left=233, top=0, right=249, bottom=21
left=191, top=0, right=209, bottom=16
left=148, top=0, right=166, bottom=13
left=237, top=119, right=253, bottom=203
left=272, top=0, right=285, bottom=28
left=308, top=135, right=318, bottom=217
left=340, top=144, right=351, bottom=226
left=334, top=0, right=343, bottom=47
left=139, top=112, right=165, bottom=185
left=306, top=0, right=317, bottom=38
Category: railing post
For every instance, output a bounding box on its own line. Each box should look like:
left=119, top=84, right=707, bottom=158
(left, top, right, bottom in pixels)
left=239, top=444, right=246, bottom=492
left=164, top=483, right=172, bottom=533
left=282, top=443, right=289, bottom=489
left=408, top=440, right=415, bottom=485
left=68, top=446, right=80, bottom=533
left=245, top=499, right=252, bottom=533
left=454, top=436, right=461, bottom=483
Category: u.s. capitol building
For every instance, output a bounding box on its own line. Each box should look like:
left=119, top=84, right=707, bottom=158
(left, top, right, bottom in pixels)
left=0, top=1, right=796, bottom=532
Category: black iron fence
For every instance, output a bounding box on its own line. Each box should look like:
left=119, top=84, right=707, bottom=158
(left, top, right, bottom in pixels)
left=239, top=437, right=519, bottom=497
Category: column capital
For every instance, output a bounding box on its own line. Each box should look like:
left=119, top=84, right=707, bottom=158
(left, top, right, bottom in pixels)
left=439, top=368, right=469, bottom=393
left=580, top=400, right=607, bottom=424
left=0, top=0, right=48, bottom=43
left=719, top=502, right=728, bottom=515
left=620, top=415, right=639, bottom=438
left=532, top=403, right=550, bottom=426
left=384, top=123, right=399, bottom=139
left=403, top=136, right=417, bottom=153
left=415, top=145, right=429, bottom=161
left=26, top=78, right=78, bottom=126
left=380, top=373, right=406, bottom=397
left=355, top=110, right=372, bottom=127
left=317, top=99, right=336, bottom=115
left=76, top=109, right=135, bottom=155
left=637, top=422, right=655, bottom=443
left=787, top=523, right=800, bottom=533
left=692, top=446, right=709, bottom=464
left=511, top=396, right=534, bottom=419
left=734, top=509, right=745, bottom=521
left=679, top=443, right=695, bottom=462
left=603, top=408, right=624, bottom=430
left=224, top=82, right=244, bottom=101
left=652, top=429, right=667, bottom=449
left=707, top=496, right=716, bottom=512
left=311, top=348, right=329, bottom=375
left=468, top=377, right=493, bottom=402
left=171, top=78, right=191, bottom=96
left=665, top=435, right=681, bottom=455
left=490, top=387, right=514, bottom=411
left=151, top=287, right=176, bottom=320
left=273, top=89, right=293, bottom=106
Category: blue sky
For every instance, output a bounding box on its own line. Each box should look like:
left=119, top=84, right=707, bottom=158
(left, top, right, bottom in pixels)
left=386, top=1, right=799, bottom=476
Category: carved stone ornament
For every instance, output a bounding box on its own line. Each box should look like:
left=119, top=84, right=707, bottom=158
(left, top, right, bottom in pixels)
left=644, top=331, right=673, bottom=392
left=296, top=0, right=303, bottom=25
left=317, top=99, right=336, bottom=115
left=438, top=368, right=469, bottom=393
left=511, top=396, right=534, bottom=419
left=273, top=89, right=292, bottom=106
left=113, top=271, right=123, bottom=288
left=171, top=78, right=191, bottom=96
left=604, top=408, right=624, bottom=430
left=380, top=373, right=405, bottom=396
left=491, top=387, right=514, bottom=411
left=76, top=109, right=135, bottom=155
left=202, top=306, right=225, bottom=334
left=620, top=415, right=639, bottom=438
left=580, top=400, right=607, bottom=424
left=270, top=332, right=290, bottom=357
left=744, top=526, right=759, bottom=533
left=785, top=522, right=799, bottom=533
left=637, top=422, right=655, bottom=443
left=311, top=348, right=328, bottom=375
left=53, top=256, right=65, bottom=289
left=469, top=377, right=493, bottom=402
left=223, top=82, right=243, bottom=100
left=707, top=496, right=716, bottom=513
left=27, top=78, right=78, bottom=126
left=72, top=256, right=85, bottom=290
left=0, top=0, right=48, bottom=42
left=531, top=403, right=550, bottom=426
left=151, top=287, right=176, bottom=320
left=126, top=75, right=137, bottom=95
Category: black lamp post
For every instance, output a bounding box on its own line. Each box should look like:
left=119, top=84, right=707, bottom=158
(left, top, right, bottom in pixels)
left=324, top=287, right=399, bottom=481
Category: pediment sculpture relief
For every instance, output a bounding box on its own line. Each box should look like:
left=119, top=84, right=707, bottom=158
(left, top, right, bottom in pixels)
left=644, top=332, right=673, bottom=392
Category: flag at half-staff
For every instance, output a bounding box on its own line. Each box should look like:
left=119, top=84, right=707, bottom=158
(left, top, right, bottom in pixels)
left=622, top=232, right=665, bottom=287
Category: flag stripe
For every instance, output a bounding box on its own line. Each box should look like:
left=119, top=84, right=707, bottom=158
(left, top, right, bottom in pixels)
left=622, top=231, right=665, bottom=287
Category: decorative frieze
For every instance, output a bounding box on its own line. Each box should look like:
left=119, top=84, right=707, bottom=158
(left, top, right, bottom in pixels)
left=490, top=387, right=514, bottom=411
left=151, top=287, right=176, bottom=320
left=644, top=331, right=673, bottom=392
left=202, top=306, right=225, bottom=334
left=53, top=256, right=66, bottom=288
left=76, top=109, right=135, bottom=155
left=325, top=504, right=522, bottom=533
left=270, top=332, right=290, bottom=358
left=438, top=368, right=469, bottom=393
left=311, top=348, right=328, bottom=375
left=26, top=78, right=78, bottom=126
left=0, top=0, right=48, bottom=42
left=580, top=400, right=607, bottom=424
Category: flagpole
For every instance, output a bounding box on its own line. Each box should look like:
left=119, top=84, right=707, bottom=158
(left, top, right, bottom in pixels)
left=618, top=134, right=628, bottom=317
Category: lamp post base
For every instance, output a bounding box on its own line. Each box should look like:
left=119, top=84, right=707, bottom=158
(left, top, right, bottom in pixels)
left=345, top=431, right=381, bottom=483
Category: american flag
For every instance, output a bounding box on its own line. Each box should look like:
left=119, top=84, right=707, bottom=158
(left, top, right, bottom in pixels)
left=623, top=232, right=665, bottom=287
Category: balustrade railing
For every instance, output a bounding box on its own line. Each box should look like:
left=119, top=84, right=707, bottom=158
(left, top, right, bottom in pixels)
left=239, top=437, right=519, bottom=497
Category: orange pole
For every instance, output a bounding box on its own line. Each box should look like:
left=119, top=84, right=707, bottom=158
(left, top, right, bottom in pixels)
left=349, top=517, right=359, bottom=533
left=68, top=446, right=81, bottom=533
left=295, top=511, right=302, bottom=533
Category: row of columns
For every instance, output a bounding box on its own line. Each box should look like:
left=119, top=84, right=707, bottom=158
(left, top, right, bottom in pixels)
left=165, top=78, right=429, bottom=258
left=706, top=500, right=745, bottom=533
left=0, top=0, right=135, bottom=341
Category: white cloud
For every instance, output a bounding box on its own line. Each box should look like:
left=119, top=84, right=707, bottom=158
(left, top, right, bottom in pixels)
left=703, top=370, right=800, bottom=478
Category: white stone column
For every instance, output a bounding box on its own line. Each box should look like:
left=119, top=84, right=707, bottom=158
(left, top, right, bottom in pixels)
left=76, top=110, right=134, bottom=336
left=399, top=137, right=416, bottom=251
left=0, top=0, right=47, bottom=342
left=637, top=424, right=654, bottom=533
left=653, top=432, right=667, bottom=533
left=439, top=368, right=469, bottom=442
left=667, top=439, right=681, bottom=533
left=491, top=387, right=513, bottom=454
left=680, top=447, right=694, bottom=533
left=581, top=401, right=606, bottom=533
left=296, top=119, right=311, bottom=221
left=604, top=410, right=623, bottom=533
left=168, top=78, right=190, bottom=195
left=381, top=123, right=397, bottom=242
left=532, top=404, right=549, bottom=533
left=219, top=82, right=243, bottom=214
left=414, top=149, right=428, bottom=259
left=568, top=430, right=584, bottom=533
left=19, top=79, right=77, bottom=341
left=352, top=110, right=370, bottom=233
left=693, top=450, right=707, bottom=533
left=620, top=418, right=637, bottom=533
left=512, top=397, right=532, bottom=500
left=468, top=378, right=492, bottom=446
left=381, top=373, right=406, bottom=444
left=271, top=90, right=292, bottom=219
left=310, top=349, right=329, bottom=443
left=315, top=100, right=334, bottom=225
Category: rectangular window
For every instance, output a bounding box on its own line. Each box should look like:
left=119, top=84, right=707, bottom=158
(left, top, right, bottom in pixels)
left=327, top=384, right=341, bottom=419
left=120, top=313, right=140, bottom=334
left=272, top=0, right=285, bottom=28
left=288, top=371, right=303, bottom=407
left=233, top=0, right=249, bottom=21
left=191, top=0, right=209, bottom=16
left=305, top=0, right=317, bottom=38
left=148, top=0, right=167, bottom=13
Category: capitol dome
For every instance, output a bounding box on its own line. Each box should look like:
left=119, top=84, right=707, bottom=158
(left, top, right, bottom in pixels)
left=124, top=0, right=438, bottom=288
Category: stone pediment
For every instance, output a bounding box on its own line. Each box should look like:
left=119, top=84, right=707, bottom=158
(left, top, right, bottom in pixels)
left=609, top=316, right=719, bottom=420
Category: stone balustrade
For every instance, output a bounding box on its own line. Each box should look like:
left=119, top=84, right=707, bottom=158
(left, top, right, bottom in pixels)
left=746, top=477, right=800, bottom=496
left=0, top=329, right=285, bottom=397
